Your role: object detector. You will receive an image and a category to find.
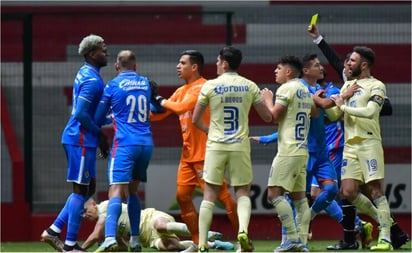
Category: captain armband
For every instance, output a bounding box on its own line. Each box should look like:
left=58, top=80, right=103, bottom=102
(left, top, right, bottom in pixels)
left=369, top=95, right=384, bottom=106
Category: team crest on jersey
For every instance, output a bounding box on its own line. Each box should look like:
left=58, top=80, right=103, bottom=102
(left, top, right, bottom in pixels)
left=341, top=159, right=347, bottom=176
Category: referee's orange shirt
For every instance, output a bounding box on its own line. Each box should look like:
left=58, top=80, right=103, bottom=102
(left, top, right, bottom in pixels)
left=151, top=77, right=210, bottom=162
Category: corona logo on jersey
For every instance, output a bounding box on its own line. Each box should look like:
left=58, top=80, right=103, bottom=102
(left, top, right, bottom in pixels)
left=213, top=84, right=249, bottom=95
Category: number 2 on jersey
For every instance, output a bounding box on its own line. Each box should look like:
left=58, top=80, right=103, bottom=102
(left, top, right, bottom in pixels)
left=295, top=112, right=308, bottom=141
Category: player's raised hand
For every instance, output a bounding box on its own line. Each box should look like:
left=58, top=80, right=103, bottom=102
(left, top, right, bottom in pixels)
left=342, top=82, right=360, bottom=99
left=308, top=24, right=320, bottom=39
left=249, top=136, right=261, bottom=143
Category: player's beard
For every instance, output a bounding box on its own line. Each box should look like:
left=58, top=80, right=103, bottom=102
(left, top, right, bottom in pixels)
left=350, top=65, right=362, bottom=78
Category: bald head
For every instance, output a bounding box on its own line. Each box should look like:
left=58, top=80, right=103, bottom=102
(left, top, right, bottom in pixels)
left=116, top=50, right=136, bottom=71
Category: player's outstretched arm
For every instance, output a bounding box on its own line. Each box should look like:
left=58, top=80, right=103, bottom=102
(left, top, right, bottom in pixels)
left=82, top=218, right=106, bottom=250
left=250, top=132, right=278, bottom=144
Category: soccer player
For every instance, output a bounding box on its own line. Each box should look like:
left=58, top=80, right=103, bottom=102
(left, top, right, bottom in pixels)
left=80, top=199, right=234, bottom=251
left=93, top=50, right=154, bottom=252
left=260, top=55, right=313, bottom=252
left=40, top=34, right=109, bottom=252
left=192, top=46, right=273, bottom=252
left=328, top=46, right=395, bottom=251
left=299, top=54, right=342, bottom=224
left=151, top=50, right=238, bottom=252
left=309, top=24, right=392, bottom=117
left=310, top=24, right=408, bottom=250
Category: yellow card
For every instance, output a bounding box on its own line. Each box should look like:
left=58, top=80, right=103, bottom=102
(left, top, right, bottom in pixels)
left=310, top=13, right=318, bottom=26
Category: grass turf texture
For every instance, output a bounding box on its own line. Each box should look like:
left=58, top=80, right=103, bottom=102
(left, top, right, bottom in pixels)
left=1, top=240, right=411, bottom=252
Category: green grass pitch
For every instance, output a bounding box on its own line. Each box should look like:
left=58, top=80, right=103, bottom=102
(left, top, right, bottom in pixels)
left=1, top=240, right=411, bottom=252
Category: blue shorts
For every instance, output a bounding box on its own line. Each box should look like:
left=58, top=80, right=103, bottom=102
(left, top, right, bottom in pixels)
left=328, top=146, right=343, bottom=186
left=311, top=147, right=343, bottom=187
left=108, top=145, right=153, bottom=185
left=306, top=148, right=337, bottom=191
left=63, top=144, right=96, bottom=185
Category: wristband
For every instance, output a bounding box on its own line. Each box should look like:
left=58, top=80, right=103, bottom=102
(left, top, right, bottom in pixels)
left=313, top=35, right=323, bottom=45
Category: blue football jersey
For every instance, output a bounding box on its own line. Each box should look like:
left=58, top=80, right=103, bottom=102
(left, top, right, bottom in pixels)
left=300, top=79, right=327, bottom=153
left=323, top=82, right=344, bottom=151
left=97, top=70, right=153, bottom=146
left=62, top=63, right=105, bottom=147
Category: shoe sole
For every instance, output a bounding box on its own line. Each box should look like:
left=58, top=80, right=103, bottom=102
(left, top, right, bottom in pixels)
left=237, top=234, right=253, bottom=252
left=95, top=243, right=118, bottom=252
left=40, top=232, right=63, bottom=252
left=370, top=246, right=394, bottom=251
left=41, top=237, right=62, bottom=251
left=275, top=244, right=303, bottom=252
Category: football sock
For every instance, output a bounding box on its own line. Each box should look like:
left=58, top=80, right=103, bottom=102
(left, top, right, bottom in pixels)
left=293, top=197, right=311, bottom=245
left=311, top=183, right=338, bottom=214
left=51, top=193, right=73, bottom=233
left=373, top=196, right=391, bottom=242
left=325, top=200, right=343, bottom=222
left=237, top=196, right=251, bottom=234
left=105, top=196, right=122, bottom=238
left=390, top=214, right=403, bottom=234
left=65, top=193, right=85, bottom=245
left=166, top=222, right=191, bottom=236
left=177, top=185, right=199, bottom=243
left=181, top=211, right=198, bottom=243
left=272, top=196, right=299, bottom=242
left=179, top=240, right=194, bottom=249
left=355, top=215, right=362, bottom=231
left=127, top=193, right=141, bottom=237
left=281, top=194, right=296, bottom=241
left=340, top=199, right=356, bottom=243
left=352, top=193, right=379, bottom=222
left=198, top=200, right=214, bottom=248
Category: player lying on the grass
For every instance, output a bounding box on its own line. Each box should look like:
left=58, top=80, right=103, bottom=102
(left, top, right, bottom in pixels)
left=81, top=199, right=234, bottom=251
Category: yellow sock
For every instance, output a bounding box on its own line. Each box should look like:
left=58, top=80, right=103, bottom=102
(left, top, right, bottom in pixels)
left=373, top=196, right=391, bottom=242
left=166, top=222, right=191, bottom=236
left=272, top=196, right=299, bottom=242
left=352, top=193, right=379, bottom=222
left=237, top=196, right=251, bottom=234
left=293, top=198, right=311, bottom=245
left=198, top=200, right=214, bottom=248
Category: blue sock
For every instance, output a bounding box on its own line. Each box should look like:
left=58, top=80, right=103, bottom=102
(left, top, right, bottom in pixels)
left=312, top=184, right=338, bottom=213
left=127, top=194, right=141, bottom=237
left=325, top=200, right=343, bottom=222
left=105, top=197, right=122, bottom=238
left=355, top=215, right=362, bottom=229
left=52, top=193, right=72, bottom=232
left=66, top=193, right=85, bottom=244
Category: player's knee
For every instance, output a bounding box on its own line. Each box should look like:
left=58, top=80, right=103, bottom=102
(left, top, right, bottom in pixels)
left=324, top=183, right=339, bottom=200
left=340, top=187, right=356, bottom=201
left=176, top=193, right=192, bottom=205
